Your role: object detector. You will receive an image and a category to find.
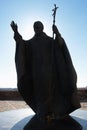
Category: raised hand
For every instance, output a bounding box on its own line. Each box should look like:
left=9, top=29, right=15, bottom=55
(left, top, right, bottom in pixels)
left=10, top=21, right=18, bottom=33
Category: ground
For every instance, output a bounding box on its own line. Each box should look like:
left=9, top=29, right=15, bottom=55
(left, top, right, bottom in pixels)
left=0, top=100, right=87, bottom=112
left=0, top=100, right=28, bottom=112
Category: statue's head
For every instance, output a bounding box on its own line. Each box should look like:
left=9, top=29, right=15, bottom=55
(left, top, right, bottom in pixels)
left=33, top=21, right=44, bottom=35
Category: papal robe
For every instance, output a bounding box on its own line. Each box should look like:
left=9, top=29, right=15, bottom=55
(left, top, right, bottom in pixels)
left=14, top=31, right=81, bottom=119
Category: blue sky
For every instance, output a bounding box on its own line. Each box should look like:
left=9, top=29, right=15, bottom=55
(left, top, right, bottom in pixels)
left=0, top=0, right=87, bottom=88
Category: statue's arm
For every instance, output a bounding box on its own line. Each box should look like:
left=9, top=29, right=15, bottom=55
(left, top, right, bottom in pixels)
left=10, top=21, right=22, bottom=43
left=52, top=24, right=64, bottom=46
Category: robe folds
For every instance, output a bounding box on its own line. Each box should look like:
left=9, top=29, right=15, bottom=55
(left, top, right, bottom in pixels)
left=14, top=32, right=81, bottom=119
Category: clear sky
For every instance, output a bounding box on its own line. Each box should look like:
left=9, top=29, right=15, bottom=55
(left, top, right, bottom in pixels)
left=0, top=0, right=87, bottom=88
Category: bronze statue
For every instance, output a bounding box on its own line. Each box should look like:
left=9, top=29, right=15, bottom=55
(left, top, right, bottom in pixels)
left=11, top=20, right=82, bottom=130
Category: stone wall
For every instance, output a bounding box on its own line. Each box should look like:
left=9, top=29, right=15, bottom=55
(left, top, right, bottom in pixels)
left=0, top=88, right=23, bottom=100
left=78, top=88, right=87, bottom=101
left=0, top=88, right=87, bottom=101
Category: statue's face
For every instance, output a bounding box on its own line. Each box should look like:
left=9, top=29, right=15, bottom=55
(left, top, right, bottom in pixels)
left=34, top=21, right=44, bottom=35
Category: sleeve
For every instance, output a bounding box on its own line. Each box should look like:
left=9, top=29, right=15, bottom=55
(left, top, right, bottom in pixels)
left=55, top=33, right=65, bottom=47
left=14, top=31, right=26, bottom=81
left=61, top=39, right=77, bottom=86
left=54, top=34, right=77, bottom=94
left=14, top=31, right=22, bottom=43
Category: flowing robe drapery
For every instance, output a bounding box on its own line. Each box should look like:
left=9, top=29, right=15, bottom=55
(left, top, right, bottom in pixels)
left=14, top=32, right=81, bottom=119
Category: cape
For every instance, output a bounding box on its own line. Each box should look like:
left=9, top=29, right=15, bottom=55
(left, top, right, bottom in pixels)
left=14, top=31, right=81, bottom=119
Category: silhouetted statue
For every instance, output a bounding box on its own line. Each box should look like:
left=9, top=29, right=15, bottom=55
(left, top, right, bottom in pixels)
left=11, top=21, right=82, bottom=130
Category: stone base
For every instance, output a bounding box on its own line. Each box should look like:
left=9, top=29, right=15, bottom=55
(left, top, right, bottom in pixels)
left=0, top=109, right=87, bottom=130
left=24, top=114, right=82, bottom=130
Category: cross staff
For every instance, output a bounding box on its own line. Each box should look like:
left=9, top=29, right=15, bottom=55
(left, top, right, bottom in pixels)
left=52, top=4, right=58, bottom=39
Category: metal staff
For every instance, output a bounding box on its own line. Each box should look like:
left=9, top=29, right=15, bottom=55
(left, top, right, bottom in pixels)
left=52, top=4, right=58, bottom=39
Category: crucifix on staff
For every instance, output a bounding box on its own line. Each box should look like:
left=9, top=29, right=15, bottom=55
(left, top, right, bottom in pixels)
left=52, top=4, right=58, bottom=39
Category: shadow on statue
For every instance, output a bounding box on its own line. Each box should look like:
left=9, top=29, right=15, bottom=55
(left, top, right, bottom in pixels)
left=11, top=20, right=82, bottom=130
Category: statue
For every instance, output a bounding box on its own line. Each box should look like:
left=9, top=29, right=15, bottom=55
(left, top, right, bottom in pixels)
left=10, top=5, right=82, bottom=130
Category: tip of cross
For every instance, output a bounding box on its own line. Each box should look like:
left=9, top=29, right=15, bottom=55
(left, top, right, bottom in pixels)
left=54, top=4, right=59, bottom=9
left=52, top=4, right=59, bottom=12
left=52, top=4, right=59, bottom=16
